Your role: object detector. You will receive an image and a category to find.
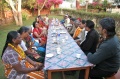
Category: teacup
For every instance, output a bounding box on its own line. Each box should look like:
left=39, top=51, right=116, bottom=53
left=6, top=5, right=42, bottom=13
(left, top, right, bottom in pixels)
left=56, top=47, right=61, bottom=54
left=76, top=54, right=81, bottom=58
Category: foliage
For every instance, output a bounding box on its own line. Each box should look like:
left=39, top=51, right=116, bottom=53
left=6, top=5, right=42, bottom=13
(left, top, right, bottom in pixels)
left=88, top=2, right=102, bottom=9
left=102, top=0, right=108, bottom=8
left=88, top=1, right=109, bottom=10
left=22, top=0, right=36, bottom=9
left=37, top=0, right=63, bottom=8
left=22, top=0, right=63, bottom=10
left=22, top=12, right=29, bottom=21
left=51, top=9, right=120, bottom=21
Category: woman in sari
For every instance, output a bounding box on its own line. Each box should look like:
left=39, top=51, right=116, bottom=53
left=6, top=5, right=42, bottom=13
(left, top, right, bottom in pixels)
left=1, top=31, right=44, bottom=79
left=32, top=21, right=47, bottom=46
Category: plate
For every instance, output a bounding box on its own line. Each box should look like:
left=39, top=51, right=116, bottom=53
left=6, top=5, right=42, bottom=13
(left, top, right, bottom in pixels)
left=60, top=31, right=66, bottom=34
left=46, top=53, right=54, bottom=57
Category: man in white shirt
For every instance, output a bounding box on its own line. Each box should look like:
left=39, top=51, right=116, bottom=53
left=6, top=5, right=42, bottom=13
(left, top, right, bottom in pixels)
left=64, top=15, right=70, bottom=27
left=75, top=20, right=87, bottom=45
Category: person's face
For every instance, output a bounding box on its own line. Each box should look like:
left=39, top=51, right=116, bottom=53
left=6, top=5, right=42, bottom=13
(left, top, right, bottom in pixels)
left=22, top=31, right=29, bottom=38
left=98, top=25, right=106, bottom=37
left=70, top=20, right=74, bottom=24
left=79, top=22, right=85, bottom=29
left=65, top=16, right=67, bottom=19
left=74, top=23, right=80, bottom=28
left=13, top=33, right=22, bottom=44
left=35, top=22, right=39, bottom=28
left=85, top=24, right=89, bottom=31
left=28, top=28, right=32, bottom=34
left=98, top=26, right=103, bottom=35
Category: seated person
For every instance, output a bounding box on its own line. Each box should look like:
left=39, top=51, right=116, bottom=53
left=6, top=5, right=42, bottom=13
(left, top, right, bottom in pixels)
left=79, top=20, right=99, bottom=79
left=63, top=14, right=70, bottom=27
left=60, top=15, right=66, bottom=24
left=72, top=20, right=82, bottom=39
left=68, top=18, right=77, bottom=36
left=75, top=20, right=87, bottom=45
left=1, top=31, right=43, bottom=79
left=25, top=27, right=46, bottom=57
left=80, top=20, right=99, bottom=55
left=32, top=21, right=47, bottom=45
left=43, top=14, right=49, bottom=25
left=38, top=15, right=49, bottom=30
left=18, top=26, right=44, bottom=63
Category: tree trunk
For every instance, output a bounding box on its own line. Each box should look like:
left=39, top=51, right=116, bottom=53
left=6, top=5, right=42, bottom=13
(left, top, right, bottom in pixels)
left=1, top=0, right=7, bottom=23
left=18, top=0, right=22, bottom=26
left=38, top=0, right=48, bottom=15
left=12, top=10, right=19, bottom=25
left=18, top=11, right=22, bottom=26
left=5, top=0, right=22, bottom=26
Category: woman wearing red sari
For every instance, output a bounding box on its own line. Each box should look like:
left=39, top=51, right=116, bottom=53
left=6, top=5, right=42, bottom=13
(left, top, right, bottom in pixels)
left=32, top=21, right=47, bottom=46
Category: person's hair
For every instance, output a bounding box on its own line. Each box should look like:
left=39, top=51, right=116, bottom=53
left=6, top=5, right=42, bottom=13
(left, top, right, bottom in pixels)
left=32, top=21, right=37, bottom=28
left=1, top=31, right=18, bottom=58
left=74, top=20, right=80, bottom=25
left=38, top=15, right=41, bottom=19
left=81, top=20, right=86, bottom=24
left=33, top=21, right=39, bottom=28
left=86, top=20, right=94, bottom=29
left=99, top=17, right=116, bottom=37
left=17, top=26, right=29, bottom=34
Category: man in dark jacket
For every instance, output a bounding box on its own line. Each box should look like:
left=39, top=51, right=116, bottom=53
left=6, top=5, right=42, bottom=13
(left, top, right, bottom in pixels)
left=80, top=20, right=99, bottom=55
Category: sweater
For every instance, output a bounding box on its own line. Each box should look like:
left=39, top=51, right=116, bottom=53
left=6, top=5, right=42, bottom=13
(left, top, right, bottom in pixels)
left=87, top=35, right=120, bottom=72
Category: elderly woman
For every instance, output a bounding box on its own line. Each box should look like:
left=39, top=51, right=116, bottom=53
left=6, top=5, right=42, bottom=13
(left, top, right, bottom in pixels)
left=1, top=31, right=43, bottom=79
left=73, top=20, right=82, bottom=39
left=18, top=26, right=44, bottom=63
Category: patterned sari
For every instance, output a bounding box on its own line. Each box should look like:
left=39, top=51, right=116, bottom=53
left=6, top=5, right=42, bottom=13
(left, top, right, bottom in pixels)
left=2, top=45, right=44, bottom=79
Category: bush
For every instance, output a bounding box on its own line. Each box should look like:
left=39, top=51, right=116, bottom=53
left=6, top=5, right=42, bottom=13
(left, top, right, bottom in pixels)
left=22, top=12, right=29, bottom=21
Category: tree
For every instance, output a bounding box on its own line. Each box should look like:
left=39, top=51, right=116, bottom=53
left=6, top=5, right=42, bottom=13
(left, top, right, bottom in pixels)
left=37, top=0, right=48, bottom=15
left=37, top=0, right=63, bottom=15
left=5, top=0, right=22, bottom=26
left=0, top=0, right=8, bottom=23
left=102, top=0, right=108, bottom=11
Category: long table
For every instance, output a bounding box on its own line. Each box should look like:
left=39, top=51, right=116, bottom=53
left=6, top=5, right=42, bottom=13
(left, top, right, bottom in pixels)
left=44, top=23, right=93, bottom=79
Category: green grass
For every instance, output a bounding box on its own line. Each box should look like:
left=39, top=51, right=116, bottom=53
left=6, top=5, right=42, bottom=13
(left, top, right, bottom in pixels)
left=0, top=15, right=63, bottom=79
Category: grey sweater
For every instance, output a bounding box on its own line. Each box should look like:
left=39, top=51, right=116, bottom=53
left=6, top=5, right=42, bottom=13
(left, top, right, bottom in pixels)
left=87, top=35, right=120, bottom=72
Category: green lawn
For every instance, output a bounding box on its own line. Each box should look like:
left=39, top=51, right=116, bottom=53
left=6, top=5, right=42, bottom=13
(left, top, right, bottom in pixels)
left=0, top=15, right=63, bottom=79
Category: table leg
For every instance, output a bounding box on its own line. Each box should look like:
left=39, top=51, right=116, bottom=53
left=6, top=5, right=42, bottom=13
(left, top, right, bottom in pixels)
left=62, top=71, right=66, bottom=79
left=84, top=67, right=90, bottom=79
left=48, top=71, right=52, bottom=79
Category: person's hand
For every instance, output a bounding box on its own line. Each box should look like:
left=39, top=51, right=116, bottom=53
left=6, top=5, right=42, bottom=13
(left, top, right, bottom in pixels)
left=76, top=40, right=81, bottom=46
left=34, top=63, right=44, bottom=71
left=33, top=53, right=40, bottom=59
